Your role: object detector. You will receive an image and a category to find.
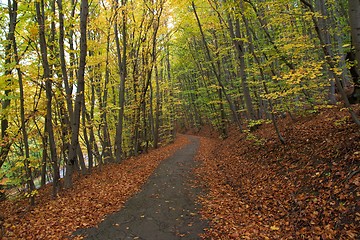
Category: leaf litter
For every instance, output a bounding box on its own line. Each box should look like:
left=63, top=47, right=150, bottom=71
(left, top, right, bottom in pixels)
left=0, top=135, right=189, bottom=239
left=194, top=106, right=359, bottom=239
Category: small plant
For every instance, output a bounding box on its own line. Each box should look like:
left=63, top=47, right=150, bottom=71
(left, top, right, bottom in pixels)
left=334, top=116, right=349, bottom=126
left=246, top=132, right=266, bottom=146
left=24, top=189, right=38, bottom=198
left=247, top=119, right=270, bottom=132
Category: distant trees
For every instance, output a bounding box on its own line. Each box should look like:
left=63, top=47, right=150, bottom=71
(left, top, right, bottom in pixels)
left=173, top=0, right=360, bottom=140
left=299, top=0, right=360, bottom=126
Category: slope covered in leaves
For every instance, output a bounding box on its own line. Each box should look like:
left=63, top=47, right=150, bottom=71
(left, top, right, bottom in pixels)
left=195, top=106, right=359, bottom=239
left=0, top=135, right=188, bottom=239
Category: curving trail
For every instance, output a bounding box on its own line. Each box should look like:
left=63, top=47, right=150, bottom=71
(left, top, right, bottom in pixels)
left=73, top=135, right=207, bottom=240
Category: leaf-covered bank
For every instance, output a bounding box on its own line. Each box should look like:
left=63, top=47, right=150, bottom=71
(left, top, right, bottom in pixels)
left=195, top=106, right=359, bottom=239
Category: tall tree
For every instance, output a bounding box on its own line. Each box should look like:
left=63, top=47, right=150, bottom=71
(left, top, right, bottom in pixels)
left=10, top=0, right=36, bottom=205
left=114, top=0, right=128, bottom=162
left=65, top=0, right=89, bottom=188
left=35, top=0, right=61, bottom=197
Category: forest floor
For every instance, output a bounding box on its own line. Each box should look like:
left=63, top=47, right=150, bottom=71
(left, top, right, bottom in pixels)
left=193, top=105, right=360, bottom=239
left=1, top=105, right=359, bottom=239
left=0, top=135, right=190, bottom=239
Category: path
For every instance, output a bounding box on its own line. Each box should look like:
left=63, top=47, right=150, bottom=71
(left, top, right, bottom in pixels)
left=73, top=136, right=207, bottom=240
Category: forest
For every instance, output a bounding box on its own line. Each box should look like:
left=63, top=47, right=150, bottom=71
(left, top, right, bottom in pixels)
left=0, top=0, right=359, bottom=238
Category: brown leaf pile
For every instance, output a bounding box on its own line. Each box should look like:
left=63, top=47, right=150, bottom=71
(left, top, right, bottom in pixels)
left=0, top=135, right=189, bottom=239
left=195, top=106, right=360, bottom=239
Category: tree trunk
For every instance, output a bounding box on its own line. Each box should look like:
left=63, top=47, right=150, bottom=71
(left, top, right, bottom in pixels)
left=85, top=71, right=100, bottom=168
left=10, top=0, right=36, bottom=205
left=153, top=63, right=161, bottom=148
left=82, top=100, right=92, bottom=172
left=114, top=0, right=127, bottom=162
left=212, top=30, right=228, bottom=137
left=227, top=15, right=256, bottom=120
left=57, top=0, right=74, bottom=170
left=57, top=0, right=73, bottom=114
left=263, top=81, right=286, bottom=144
left=348, top=0, right=360, bottom=102
left=65, top=0, right=88, bottom=188
left=0, top=0, right=17, bottom=174
left=316, top=0, right=336, bottom=104
left=101, top=25, right=114, bottom=163
left=35, top=120, right=48, bottom=187
left=35, top=0, right=60, bottom=197
left=77, top=145, right=87, bottom=175
left=165, top=45, right=175, bottom=141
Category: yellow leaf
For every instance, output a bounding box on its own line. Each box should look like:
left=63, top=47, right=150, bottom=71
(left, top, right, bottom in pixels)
left=270, top=225, right=280, bottom=231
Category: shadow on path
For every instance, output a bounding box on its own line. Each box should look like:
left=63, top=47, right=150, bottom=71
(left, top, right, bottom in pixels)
left=73, top=135, right=207, bottom=240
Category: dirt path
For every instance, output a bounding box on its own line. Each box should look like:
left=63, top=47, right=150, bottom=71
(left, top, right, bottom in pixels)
left=73, top=135, right=207, bottom=240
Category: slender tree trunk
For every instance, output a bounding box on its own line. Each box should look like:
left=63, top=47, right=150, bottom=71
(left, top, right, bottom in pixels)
left=263, top=81, right=286, bottom=144
left=35, top=0, right=60, bottom=197
left=57, top=0, right=74, bottom=170
left=140, top=2, right=163, bottom=153
left=57, top=0, right=73, bottom=114
left=0, top=0, right=17, bottom=174
left=148, top=81, right=155, bottom=150
left=77, top=145, right=87, bottom=174
left=69, top=0, right=77, bottom=84
left=153, top=63, right=161, bottom=148
left=212, top=30, right=228, bottom=137
left=35, top=120, right=48, bottom=187
left=82, top=100, right=92, bottom=172
left=114, top=0, right=127, bottom=162
left=132, top=52, right=141, bottom=156
left=349, top=0, right=360, bottom=101
left=86, top=71, right=100, bottom=168
left=101, top=26, right=114, bottom=163
left=10, top=0, right=36, bottom=205
left=316, top=0, right=336, bottom=104
left=165, top=45, right=175, bottom=141
left=227, top=14, right=256, bottom=120
left=218, top=87, right=227, bottom=138
left=65, top=0, right=89, bottom=188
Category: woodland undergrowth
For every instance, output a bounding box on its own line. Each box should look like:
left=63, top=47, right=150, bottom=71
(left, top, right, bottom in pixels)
left=194, top=105, right=359, bottom=239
